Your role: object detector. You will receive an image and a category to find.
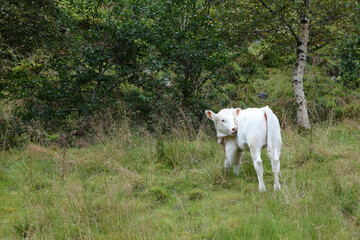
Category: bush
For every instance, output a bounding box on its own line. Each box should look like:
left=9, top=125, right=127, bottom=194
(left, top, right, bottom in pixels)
left=336, top=36, right=360, bottom=89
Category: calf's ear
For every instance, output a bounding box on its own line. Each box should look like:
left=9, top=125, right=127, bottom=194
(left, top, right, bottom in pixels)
left=234, top=108, right=241, bottom=117
left=205, top=110, right=216, bottom=121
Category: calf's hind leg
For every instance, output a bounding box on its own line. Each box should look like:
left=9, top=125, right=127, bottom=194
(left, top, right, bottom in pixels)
left=269, top=147, right=281, bottom=191
left=250, top=146, right=266, bottom=192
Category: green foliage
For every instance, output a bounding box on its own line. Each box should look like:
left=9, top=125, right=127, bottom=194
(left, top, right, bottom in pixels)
left=146, top=0, right=230, bottom=103
left=0, top=44, right=18, bottom=71
left=2, top=0, right=149, bottom=133
left=304, top=67, right=360, bottom=122
left=336, top=36, right=360, bottom=89
left=0, top=0, right=62, bottom=56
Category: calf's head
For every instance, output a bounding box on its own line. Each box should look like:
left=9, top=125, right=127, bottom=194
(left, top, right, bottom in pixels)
left=205, top=108, right=241, bottom=138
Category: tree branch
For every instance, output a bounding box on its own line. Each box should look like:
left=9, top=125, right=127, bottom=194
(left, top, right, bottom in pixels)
left=257, top=0, right=299, bottom=43
left=310, top=13, right=347, bottom=29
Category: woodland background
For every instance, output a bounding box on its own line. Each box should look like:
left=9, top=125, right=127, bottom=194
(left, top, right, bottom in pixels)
left=1, top=0, right=359, bottom=146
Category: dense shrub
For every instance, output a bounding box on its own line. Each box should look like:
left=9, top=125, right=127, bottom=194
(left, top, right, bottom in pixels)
left=336, top=36, right=360, bottom=89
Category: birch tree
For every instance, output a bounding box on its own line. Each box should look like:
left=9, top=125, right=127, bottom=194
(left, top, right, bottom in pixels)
left=222, top=0, right=355, bottom=128
left=257, top=0, right=356, bottom=128
left=270, top=1, right=356, bottom=128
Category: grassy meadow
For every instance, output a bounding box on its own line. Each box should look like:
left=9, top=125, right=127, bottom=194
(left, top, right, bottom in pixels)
left=0, top=118, right=359, bottom=239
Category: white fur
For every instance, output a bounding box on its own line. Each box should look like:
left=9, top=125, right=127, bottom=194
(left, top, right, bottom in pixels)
left=205, top=106, right=282, bottom=192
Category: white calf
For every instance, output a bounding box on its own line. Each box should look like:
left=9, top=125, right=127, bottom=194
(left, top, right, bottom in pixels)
left=205, top=106, right=282, bottom=192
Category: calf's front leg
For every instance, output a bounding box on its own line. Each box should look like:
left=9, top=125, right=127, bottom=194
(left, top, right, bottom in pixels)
left=223, top=138, right=238, bottom=171
left=233, top=151, right=244, bottom=176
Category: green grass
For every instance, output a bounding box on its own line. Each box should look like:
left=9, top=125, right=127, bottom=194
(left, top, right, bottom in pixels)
left=1, top=121, right=359, bottom=239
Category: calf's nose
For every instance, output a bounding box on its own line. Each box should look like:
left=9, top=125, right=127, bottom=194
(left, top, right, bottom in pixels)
left=232, top=127, right=238, bottom=133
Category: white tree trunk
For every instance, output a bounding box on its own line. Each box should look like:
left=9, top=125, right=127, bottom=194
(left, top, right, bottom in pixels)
left=292, top=19, right=311, bottom=129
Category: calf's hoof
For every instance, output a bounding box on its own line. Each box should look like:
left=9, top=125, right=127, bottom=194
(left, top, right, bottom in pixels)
left=259, top=185, right=266, bottom=193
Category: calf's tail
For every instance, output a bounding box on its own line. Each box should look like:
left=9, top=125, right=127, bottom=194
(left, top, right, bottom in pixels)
left=262, top=106, right=282, bottom=161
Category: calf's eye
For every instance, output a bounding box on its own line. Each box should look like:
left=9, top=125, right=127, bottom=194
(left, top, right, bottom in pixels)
left=221, top=120, right=225, bottom=122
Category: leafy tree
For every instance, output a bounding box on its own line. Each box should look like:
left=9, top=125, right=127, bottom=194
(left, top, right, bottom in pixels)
left=145, top=0, right=230, bottom=105
left=2, top=0, right=148, bottom=131
left=0, top=0, right=62, bottom=58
